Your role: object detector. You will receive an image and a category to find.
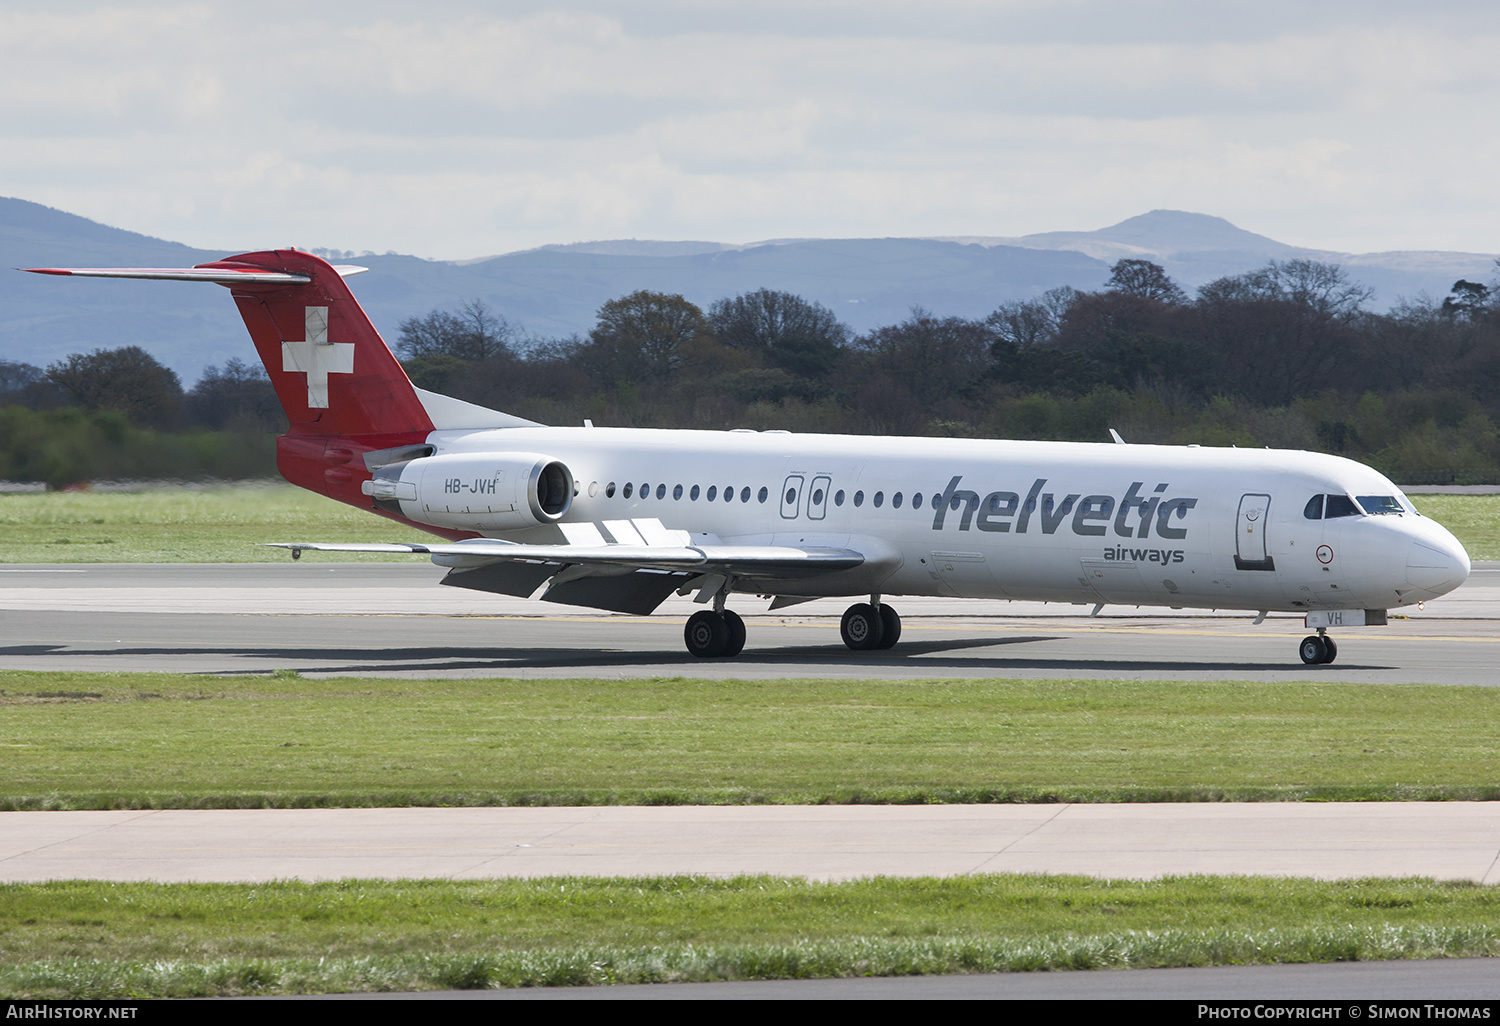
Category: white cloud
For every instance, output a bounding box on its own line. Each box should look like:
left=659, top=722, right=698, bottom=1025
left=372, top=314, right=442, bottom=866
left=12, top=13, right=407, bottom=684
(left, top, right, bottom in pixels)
left=1, top=2, right=1498, bottom=255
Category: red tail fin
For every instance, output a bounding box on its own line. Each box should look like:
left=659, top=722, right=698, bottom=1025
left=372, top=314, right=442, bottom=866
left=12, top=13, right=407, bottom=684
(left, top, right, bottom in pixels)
left=25, top=251, right=484, bottom=528
left=198, top=250, right=433, bottom=438
left=185, top=250, right=435, bottom=504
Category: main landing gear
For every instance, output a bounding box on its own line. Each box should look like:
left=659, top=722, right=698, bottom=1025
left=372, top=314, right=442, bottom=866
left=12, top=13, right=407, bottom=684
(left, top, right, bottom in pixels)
left=840, top=601, right=901, bottom=651
left=1298, top=630, right=1338, bottom=665
left=681, top=598, right=904, bottom=658
left=684, top=609, right=746, bottom=659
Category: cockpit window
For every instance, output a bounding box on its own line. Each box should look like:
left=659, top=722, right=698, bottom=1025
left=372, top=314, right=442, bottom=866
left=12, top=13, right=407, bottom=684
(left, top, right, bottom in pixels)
left=1303, top=495, right=1324, bottom=520
left=1324, top=494, right=1360, bottom=518
left=1356, top=495, right=1405, bottom=515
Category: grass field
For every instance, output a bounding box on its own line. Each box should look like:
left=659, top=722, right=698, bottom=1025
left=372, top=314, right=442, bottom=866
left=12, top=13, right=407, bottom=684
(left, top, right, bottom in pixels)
left=1, top=484, right=1497, bottom=562
left=0, top=483, right=435, bottom=563
left=5, top=671, right=1500, bottom=808
left=3, top=875, right=1500, bottom=996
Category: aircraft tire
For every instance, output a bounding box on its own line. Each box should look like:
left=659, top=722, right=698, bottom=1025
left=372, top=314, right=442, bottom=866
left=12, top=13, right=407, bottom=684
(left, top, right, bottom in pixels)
left=841, top=603, right=885, bottom=651
left=1298, top=635, right=1327, bottom=665
left=875, top=605, right=901, bottom=649
left=685, top=610, right=729, bottom=658
left=1320, top=637, right=1337, bottom=664
left=722, top=609, right=747, bottom=658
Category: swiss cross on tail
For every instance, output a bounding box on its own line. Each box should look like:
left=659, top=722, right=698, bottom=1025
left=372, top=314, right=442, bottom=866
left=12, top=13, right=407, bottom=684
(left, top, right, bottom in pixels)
left=21, top=248, right=444, bottom=442
left=282, top=306, right=355, bottom=409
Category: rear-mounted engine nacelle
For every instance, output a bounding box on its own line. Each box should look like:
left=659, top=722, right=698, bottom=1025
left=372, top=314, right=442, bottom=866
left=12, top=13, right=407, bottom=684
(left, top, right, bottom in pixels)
left=363, top=452, right=574, bottom=531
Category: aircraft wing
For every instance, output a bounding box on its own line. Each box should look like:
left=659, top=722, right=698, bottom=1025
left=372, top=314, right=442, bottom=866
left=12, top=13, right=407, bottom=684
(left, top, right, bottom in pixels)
left=265, top=527, right=867, bottom=614
left=266, top=539, right=862, bottom=576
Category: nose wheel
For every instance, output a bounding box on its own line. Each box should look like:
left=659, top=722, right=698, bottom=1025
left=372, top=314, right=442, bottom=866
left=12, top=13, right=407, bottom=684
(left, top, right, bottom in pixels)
left=1298, top=633, right=1338, bottom=664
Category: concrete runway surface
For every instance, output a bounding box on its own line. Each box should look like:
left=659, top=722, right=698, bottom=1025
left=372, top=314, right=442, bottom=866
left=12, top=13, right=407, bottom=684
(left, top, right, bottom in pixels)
left=1, top=561, right=1497, bottom=682
left=5, top=803, right=1500, bottom=884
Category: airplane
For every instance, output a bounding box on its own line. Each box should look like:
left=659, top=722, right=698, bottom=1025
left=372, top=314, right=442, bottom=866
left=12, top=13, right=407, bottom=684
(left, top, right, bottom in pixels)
left=26, top=250, right=1472, bottom=664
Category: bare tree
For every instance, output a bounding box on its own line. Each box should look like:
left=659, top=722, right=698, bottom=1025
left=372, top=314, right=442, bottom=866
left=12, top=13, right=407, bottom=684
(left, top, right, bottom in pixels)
left=184, top=358, right=284, bottom=432
left=396, top=299, right=513, bottom=361
left=1199, top=259, right=1372, bottom=319
left=986, top=287, right=1077, bottom=352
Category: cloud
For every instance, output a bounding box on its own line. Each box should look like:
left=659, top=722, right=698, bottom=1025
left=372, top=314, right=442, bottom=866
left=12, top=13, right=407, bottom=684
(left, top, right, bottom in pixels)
left=1, top=2, right=1498, bottom=255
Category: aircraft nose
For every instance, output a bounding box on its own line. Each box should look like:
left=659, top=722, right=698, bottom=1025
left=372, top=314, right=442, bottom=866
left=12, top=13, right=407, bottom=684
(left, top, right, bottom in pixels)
left=1406, top=534, right=1471, bottom=595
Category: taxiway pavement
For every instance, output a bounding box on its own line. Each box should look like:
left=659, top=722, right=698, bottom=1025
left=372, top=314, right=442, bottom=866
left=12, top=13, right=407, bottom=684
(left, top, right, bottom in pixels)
left=6, top=803, right=1500, bottom=884
left=0, top=562, right=1497, bottom=683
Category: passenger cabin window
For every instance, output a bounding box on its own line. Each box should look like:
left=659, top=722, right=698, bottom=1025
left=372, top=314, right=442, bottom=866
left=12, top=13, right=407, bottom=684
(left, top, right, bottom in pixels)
left=1304, top=495, right=1324, bottom=520
left=1324, top=494, right=1360, bottom=518
left=1357, top=495, right=1405, bottom=515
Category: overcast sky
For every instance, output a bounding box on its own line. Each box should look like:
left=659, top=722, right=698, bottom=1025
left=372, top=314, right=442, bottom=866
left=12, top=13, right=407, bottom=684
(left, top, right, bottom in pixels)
left=3, top=1, right=1498, bottom=260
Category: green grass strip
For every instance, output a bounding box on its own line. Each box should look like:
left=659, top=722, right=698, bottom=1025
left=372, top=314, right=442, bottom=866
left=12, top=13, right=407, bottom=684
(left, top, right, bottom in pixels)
left=5, top=671, right=1500, bottom=808
left=2, top=876, right=1499, bottom=997
left=0, top=483, right=434, bottom=563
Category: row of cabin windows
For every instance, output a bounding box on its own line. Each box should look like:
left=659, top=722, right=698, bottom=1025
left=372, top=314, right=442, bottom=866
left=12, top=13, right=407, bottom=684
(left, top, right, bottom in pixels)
left=591, top=482, right=995, bottom=512
left=589, top=482, right=1399, bottom=523
left=601, top=482, right=772, bottom=503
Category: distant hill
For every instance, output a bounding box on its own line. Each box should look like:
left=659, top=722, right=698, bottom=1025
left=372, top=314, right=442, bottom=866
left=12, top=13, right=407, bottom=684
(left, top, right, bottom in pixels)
left=3, top=197, right=1494, bottom=384
left=940, top=209, right=1497, bottom=301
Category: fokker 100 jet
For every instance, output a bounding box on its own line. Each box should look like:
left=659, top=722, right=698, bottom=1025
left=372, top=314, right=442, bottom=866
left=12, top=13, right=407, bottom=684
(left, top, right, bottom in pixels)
left=27, top=251, right=1472, bottom=664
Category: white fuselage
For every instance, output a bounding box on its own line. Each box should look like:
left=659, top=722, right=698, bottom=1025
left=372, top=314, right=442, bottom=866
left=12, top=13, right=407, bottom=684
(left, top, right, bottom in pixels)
left=418, top=426, right=1471, bottom=613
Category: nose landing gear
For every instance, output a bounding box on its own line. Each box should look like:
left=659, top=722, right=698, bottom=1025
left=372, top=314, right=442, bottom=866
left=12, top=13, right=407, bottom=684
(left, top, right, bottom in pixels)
left=1298, top=630, right=1338, bottom=664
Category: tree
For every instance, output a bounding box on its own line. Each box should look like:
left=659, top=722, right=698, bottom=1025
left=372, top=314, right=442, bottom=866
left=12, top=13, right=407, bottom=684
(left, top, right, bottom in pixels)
left=855, top=308, right=991, bottom=408
left=986, top=287, right=1076, bottom=353
left=0, top=360, right=50, bottom=408
left=1195, top=260, right=1373, bottom=405
left=45, top=346, right=182, bottom=427
left=1198, top=259, right=1372, bottom=319
left=586, top=291, right=712, bottom=383
left=708, top=289, right=850, bottom=352
left=1106, top=260, right=1187, bottom=305
left=184, top=358, right=284, bottom=432
left=1442, top=280, right=1493, bottom=321
left=396, top=299, right=513, bottom=362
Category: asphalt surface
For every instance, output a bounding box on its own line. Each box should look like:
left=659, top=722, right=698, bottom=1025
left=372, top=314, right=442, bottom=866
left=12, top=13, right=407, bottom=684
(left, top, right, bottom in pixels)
left=1, top=561, right=1497, bottom=682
